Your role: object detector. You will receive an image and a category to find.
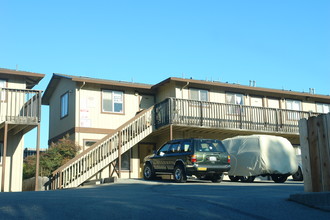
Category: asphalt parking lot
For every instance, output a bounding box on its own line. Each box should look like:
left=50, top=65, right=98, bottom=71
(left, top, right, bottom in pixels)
left=0, top=178, right=329, bottom=220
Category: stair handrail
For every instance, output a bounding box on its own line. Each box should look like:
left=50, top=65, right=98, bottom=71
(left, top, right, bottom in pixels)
left=50, top=106, right=154, bottom=187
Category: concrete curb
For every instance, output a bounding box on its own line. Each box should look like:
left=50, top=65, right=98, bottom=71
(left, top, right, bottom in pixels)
left=289, top=192, right=330, bottom=212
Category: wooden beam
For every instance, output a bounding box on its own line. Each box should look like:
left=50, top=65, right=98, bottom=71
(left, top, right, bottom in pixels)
left=35, top=124, right=40, bottom=191
left=170, top=124, right=173, bottom=140
left=118, top=132, right=121, bottom=178
left=299, top=118, right=313, bottom=192
left=1, top=123, right=8, bottom=192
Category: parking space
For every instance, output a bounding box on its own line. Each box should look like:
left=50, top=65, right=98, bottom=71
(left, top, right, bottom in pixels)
left=0, top=178, right=328, bottom=220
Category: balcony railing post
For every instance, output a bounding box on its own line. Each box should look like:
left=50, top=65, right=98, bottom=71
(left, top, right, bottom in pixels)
left=275, top=109, right=280, bottom=131
left=239, top=105, right=243, bottom=129
left=200, top=101, right=203, bottom=126
left=169, top=98, right=173, bottom=124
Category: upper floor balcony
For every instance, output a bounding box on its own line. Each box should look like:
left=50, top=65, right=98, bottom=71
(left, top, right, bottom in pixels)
left=0, top=88, right=42, bottom=134
left=154, top=98, right=319, bottom=137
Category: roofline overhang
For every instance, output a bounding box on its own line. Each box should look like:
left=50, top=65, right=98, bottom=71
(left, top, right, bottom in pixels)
left=0, top=68, right=45, bottom=89
left=152, top=77, right=330, bottom=102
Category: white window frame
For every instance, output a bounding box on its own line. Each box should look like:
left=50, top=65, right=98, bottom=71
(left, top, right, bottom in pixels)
left=286, top=99, right=302, bottom=120
left=189, top=88, right=208, bottom=101
left=226, top=92, right=244, bottom=105
left=0, top=79, right=7, bottom=101
left=60, top=92, right=69, bottom=118
left=226, top=92, right=244, bottom=115
left=316, top=103, right=330, bottom=114
left=102, top=90, right=124, bottom=113
left=286, top=99, right=302, bottom=111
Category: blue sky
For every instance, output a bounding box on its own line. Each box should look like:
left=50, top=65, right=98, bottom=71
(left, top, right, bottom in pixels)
left=1, top=0, right=329, bottom=149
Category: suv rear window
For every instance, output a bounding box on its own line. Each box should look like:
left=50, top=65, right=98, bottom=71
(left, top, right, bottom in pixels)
left=196, top=140, right=227, bottom=152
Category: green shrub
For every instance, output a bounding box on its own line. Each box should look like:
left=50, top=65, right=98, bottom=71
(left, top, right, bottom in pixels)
left=23, top=135, right=80, bottom=179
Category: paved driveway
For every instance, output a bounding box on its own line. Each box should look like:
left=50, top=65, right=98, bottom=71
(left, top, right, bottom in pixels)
left=0, top=179, right=329, bottom=219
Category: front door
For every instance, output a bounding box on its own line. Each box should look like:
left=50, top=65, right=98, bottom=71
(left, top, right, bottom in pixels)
left=139, top=143, right=155, bottom=178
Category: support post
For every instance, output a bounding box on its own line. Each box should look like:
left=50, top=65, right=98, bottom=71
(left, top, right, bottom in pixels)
left=118, top=132, right=122, bottom=178
left=170, top=124, right=173, bottom=140
left=35, top=124, right=41, bottom=191
left=1, top=123, right=8, bottom=192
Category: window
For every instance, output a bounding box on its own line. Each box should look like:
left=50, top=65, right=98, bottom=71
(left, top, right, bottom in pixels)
left=60, top=92, right=69, bottom=118
left=157, top=143, right=171, bottom=155
left=316, top=103, right=330, bottom=113
left=168, top=143, right=181, bottom=153
left=190, top=88, right=208, bottom=101
left=226, top=92, right=244, bottom=115
left=115, top=150, right=130, bottom=170
left=196, top=139, right=227, bottom=152
left=183, top=141, right=192, bottom=152
left=226, top=93, right=244, bottom=105
left=102, top=90, right=124, bottom=113
left=286, top=99, right=302, bottom=120
left=0, top=79, right=6, bottom=101
left=286, top=99, right=302, bottom=111
left=84, top=140, right=97, bottom=148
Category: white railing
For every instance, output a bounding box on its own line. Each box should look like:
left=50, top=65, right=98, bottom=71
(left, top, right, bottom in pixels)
left=50, top=106, right=154, bottom=189
left=0, top=88, right=42, bottom=124
left=155, top=98, right=319, bottom=134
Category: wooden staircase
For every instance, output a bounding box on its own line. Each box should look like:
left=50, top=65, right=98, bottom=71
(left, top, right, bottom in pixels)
left=50, top=106, right=154, bottom=189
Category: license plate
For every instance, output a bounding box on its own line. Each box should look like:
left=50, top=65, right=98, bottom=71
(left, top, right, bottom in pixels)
left=209, top=156, right=217, bottom=161
left=197, top=167, right=207, bottom=171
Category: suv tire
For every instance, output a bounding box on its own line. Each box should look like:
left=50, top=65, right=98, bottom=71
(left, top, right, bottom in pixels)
left=143, top=163, right=155, bottom=180
left=173, top=165, right=187, bottom=183
left=211, top=174, right=223, bottom=183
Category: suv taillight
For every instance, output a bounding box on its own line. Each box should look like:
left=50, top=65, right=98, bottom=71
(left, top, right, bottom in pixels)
left=191, top=155, right=197, bottom=163
left=227, top=155, right=231, bottom=164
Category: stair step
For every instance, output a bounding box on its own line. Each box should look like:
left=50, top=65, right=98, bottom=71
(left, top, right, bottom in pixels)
left=82, top=177, right=118, bottom=187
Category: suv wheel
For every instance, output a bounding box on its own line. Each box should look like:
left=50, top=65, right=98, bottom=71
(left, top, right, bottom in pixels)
left=143, top=163, right=155, bottom=180
left=173, top=165, right=187, bottom=183
left=211, top=174, right=223, bottom=183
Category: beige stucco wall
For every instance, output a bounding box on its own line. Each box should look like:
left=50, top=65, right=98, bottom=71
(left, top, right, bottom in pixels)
left=73, top=84, right=149, bottom=148
left=302, top=101, right=316, bottom=112
left=0, top=75, right=36, bottom=192
left=6, top=76, right=28, bottom=89
left=0, top=134, right=24, bottom=192
left=48, top=78, right=76, bottom=140
left=76, top=85, right=141, bottom=130
left=155, top=81, right=176, bottom=103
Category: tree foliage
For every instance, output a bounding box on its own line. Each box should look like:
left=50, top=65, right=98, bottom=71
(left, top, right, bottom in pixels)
left=23, top=136, right=80, bottom=179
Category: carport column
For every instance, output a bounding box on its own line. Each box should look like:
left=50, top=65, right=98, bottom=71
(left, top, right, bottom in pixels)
left=1, top=123, right=8, bottom=192
left=35, top=124, right=41, bottom=191
left=170, top=124, right=173, bottom=140
left=118, top=131, right=122, bottom=178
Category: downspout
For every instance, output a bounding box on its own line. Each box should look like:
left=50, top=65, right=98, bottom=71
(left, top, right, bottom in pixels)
left=78, top=81, right=86, bottom=150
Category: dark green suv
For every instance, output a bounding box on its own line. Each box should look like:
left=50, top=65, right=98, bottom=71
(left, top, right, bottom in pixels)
left=143, top=138, right=231, bottom=183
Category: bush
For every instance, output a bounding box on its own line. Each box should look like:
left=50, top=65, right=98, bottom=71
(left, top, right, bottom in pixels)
left=23, top=136, right=80, bottom=179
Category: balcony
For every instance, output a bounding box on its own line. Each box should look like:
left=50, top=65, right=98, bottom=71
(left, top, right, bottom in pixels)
left=155, top=98, right=319, bottom=137
left=0, top=88, right=42, bottom=134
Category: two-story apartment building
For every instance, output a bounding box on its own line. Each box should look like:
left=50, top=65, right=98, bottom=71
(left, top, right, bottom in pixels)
left=42, top=73, right=330, bottom=189
left=0, top=68, right=44, bottom=192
